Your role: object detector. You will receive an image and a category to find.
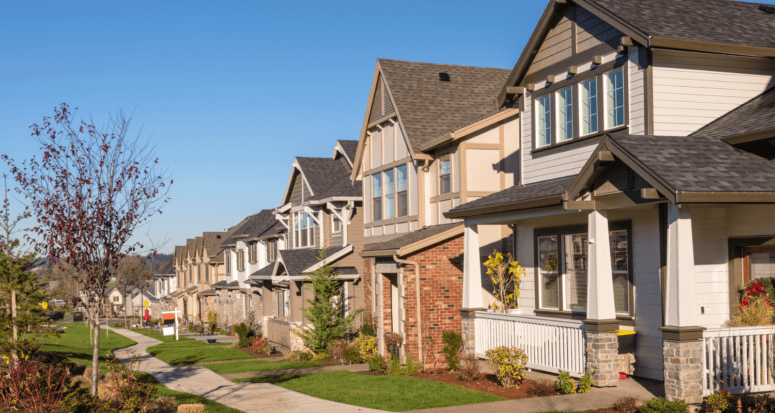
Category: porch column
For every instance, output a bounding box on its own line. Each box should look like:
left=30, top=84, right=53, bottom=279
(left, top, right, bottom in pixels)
left=584, top=210, right=619, bottom=388
left=462, top=223, right=483, bottom=309
left=660, top=203, right=704, bottom=404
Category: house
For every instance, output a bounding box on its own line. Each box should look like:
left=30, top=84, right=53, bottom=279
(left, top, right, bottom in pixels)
left=255, top=140, right=364, bottom=353
left=444, top=0, right=775, bottom=403
left=350, top=59, right=519, bottom=362
left=146, top=258, right=177, bottom=319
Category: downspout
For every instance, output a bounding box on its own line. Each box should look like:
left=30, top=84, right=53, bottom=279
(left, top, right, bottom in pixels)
left=393, top=254, right=422, bottom=364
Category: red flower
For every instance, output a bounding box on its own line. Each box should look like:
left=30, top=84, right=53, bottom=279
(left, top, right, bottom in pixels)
left=742, top=297, right=750, bottom=307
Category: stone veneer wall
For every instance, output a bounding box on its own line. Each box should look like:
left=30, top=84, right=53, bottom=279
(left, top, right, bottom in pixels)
left=663, top=340, right=703, bottom=404
left=585, top=331, right=619, bottom=387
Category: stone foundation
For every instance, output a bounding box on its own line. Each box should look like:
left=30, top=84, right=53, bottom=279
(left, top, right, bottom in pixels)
left=459, top=308, right=484, bottom=356
left=585, top=330, right=619, bottom=387
left=663, top=340, right=703, bottom=404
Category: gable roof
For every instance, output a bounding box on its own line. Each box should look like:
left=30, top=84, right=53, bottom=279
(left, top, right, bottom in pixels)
left=691, top=86, right=775, bottom=143
left=275, top=246, right=348, bottom=276
left=174, top=246, right=184, bottom=266
left=153, top=259, right=174, bottom=276
left=185, top=239, right=195, bottom=260
left=290, top=157, right=362, bottom=203
left=202, top=231, right=227, bottom=258
left=336, top=140, right=359, bottom=165
left=219, top=211, right=265, bottom=247
left=362, top=223, right=464, bottom=258
left=194, top=237, right=203, bottom=258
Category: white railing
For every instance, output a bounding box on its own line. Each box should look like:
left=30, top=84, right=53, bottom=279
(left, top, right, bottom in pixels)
left=475, top=311, right=586, bottom=376
left=702, top=326, right=775, bottom=396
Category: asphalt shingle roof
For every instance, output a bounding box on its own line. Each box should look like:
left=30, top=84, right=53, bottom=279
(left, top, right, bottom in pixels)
left=174, top=246, right=184, bottom=266
left=296, top=157, right=362, bottom=200
left=278, top=246, right=346, bottom=275
left=364, top=223, right=463, bottom=252
left=153, top=259, right=174, bottom=276
left=448, top=176, right=575, bottom=214
left=692, top=86, right=775, bottom=140
left=202, top=232, right=227, bottom=258
left=337, top=140, right=359, bottom=164
left=588, top=0, right=775, bottom=50
left=251, top=262, right=275, bottom=277
left=378, top=59, right=510, bottom=152
left=611, top=134, right=775, bottom=193
left=185, top=239, right=195, bottom=260
left=219, top=210, right=278, bottom=247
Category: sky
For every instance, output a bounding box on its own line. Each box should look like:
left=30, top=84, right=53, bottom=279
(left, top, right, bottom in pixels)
left=0, top=1, right=567, bottom=253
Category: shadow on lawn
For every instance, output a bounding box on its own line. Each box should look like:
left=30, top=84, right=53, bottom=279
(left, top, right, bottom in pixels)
left=237, top=373, right=311, bottom=385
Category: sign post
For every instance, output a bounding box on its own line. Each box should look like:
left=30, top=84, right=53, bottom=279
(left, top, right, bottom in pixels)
left=162, top=307, right=180, bottom=341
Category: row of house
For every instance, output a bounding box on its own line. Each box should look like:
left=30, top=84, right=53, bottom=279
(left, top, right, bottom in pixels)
left=170, top=0, right=775, bottom=402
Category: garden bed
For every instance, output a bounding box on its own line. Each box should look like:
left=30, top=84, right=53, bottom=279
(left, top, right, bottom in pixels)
left=409, top=370, right=544, bottom=399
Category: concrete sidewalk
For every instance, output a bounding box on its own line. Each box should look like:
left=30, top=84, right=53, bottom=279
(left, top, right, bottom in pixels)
left=106, top=327, right=382, bottom=413
left=222, top=362, right=370, bottom=381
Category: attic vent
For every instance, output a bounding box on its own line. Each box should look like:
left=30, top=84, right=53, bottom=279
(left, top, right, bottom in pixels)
left=216, top=235, right=221, bottom=239
left=760, top=4, right=775, bottom=12
left=438, top=72, right=450, bottom=82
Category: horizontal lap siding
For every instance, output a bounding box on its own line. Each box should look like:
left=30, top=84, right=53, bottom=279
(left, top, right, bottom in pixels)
left=692, top=207, right=729, bottom=328
left=576, top=8, right=622, bottom=53
left=652, top=50, right=775, bottom=136
left=628, top=47, right=647, bottom=135
left=528, top=7, right=574, bottom=75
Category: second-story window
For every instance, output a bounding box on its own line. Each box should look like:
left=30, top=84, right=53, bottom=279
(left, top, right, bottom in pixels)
left=558, top=87, right=573, bottom=142
left=197, top=264, right=201, bottom=283
left=188, top=264, right=193, bottom=282
left=205, top=264, right=210, bottom=284
left=237, top=250, right=245, bottom=271
left=331, top=214, right=341, bottom=234
left=225, top=251, right=230, bottom=274
left=294, top=212, right=315, bottom=248
left=397, top=165, right=408, bottom=217
left=439, top=157, right=451, bottom=194
left=606, top=68, right=624, bottom=129
left=249, top=242, right=257, bottom=263
left=372, top=174, right=382, bottom=221
left=581, top=78, right=598, bottom=135
left=537, top=95, right=552, bottom=147
left=385, top=170, right=395, bottom=219
left=267, top=239, right=277, bottom=262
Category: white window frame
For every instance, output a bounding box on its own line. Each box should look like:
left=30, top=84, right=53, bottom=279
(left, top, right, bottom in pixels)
left=384, top=170, right=395, bottom=219
left=557, top=87, right=573, bottom=142
left=580, top=77, right=598, bottom=136
left=396, top=164, right=408, bottom=218
left=536, top=94, right=552, bottom=148
left=604, top=68, right=625, bottom=130
left=439, top=157, right=451, bottom=195
left=331, top=213, right=342, bottom=235
left=293, top=211, right=315, bottom=248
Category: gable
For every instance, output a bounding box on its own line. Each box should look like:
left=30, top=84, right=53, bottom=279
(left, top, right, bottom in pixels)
left=591, top=160, right=652, bottom=197
left=368, top=74, right=397, bottom=124
left=289, top=170, right=311, bottom=206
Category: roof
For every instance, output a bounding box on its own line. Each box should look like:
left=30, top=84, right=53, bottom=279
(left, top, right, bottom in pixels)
left=199, top=289, right=216, bottom=296
left=251, top=262, right=275, bottom=277
left=377, top=59, right=511, bottom=152
left=259, top=221, right=286, bottom=239
left=295, top=157, right=362, bottom=201
left=332, top=266, right=358, bottom=275
left=586, top=0, right=775, bottom=51
left=692, top=86, right=775, bottom=142
left=194, top=237, right=203, bottom=258
left=363, top=223, right=463, bottom=257
left=174, top=246, right=184, bottom=266
left=153, top=259, right=174, bottom=276
left=220, top=210, right=278, bottom=247
left=202, top=232, right=227, bottom=258
left=277, top=246, right=346, bottom=276
left=337, top=140, right=359, bottom=164
left=211, top=280, right=228, bottom=288
left=185, top=239, right=195, bottom=259
left=446, top=176, right=575, bottom=218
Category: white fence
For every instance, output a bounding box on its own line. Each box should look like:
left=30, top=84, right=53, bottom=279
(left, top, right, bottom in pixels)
left=702, top=326, right=775, bottom=396
left=475, top=312, right=586, bottom=376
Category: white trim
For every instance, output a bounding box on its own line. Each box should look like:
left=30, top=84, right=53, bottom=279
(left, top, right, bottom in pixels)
left=303, top=244, right=354, bottom=273
left=275, top=274, right=360, bottom=282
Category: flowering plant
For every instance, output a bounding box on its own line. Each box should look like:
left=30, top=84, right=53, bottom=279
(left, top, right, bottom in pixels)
left=742, top=280, right=772, bottom=308
left=385, top=332, right=403, bottom=346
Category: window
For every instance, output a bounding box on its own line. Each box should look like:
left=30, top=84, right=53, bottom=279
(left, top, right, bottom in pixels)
left=396, top=165, right=408, bottom=217
left=537, top=95, right=552, bottom=147
left=536, top=224, right=630, bottom=314
left=606, top=69, right=624, bottom=128
left=372, top=174, right=382, bottom=221
left=113, top=296, right=119, bottom=303
left=385, top=170, right=395, bottom=219
left=439, top=158, right=451, bottom=194
left=249, top=242, right=257, bottom=263
left=558, top=87, right=573, bottom=142
left=294, top=211, right=316, bottom=248
left=237, top=250, right=245, bottom=271
left=581, top=78, right=598, bottom=135
left=197, top=264, right=201, bottom=283
left=331, top=213, right=342, bottom=234
left=744, top=246, right=775, bottom=283
left=189, top=265, right=193, bottom=282
left=225, top=251, right=230, bottom=274
left=267, top=239, right=277, bottom=262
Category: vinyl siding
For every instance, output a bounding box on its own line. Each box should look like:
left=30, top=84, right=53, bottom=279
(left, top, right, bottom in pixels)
left=652, top=50, right=775, bottom=136
left=370, top=76, right=384, bottom=123
left=527, top=6, right=574, bottom=76
left=628, top=47, right=647, bottom=135
left=575, top=7, right=623, bottom=53
left=290, top=173, right=303, bottom=206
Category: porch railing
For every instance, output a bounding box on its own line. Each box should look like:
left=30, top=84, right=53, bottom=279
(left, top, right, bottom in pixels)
left=702, top=326, right=775, bottom=396
left=475, top=311, right=586, bottom=376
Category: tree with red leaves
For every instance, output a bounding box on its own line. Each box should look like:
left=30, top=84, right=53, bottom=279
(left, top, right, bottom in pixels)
left=2, top=103, right=171, bottom=395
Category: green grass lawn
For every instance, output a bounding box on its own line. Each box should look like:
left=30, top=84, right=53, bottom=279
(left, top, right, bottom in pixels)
left=38, top=323, right=136, bottom=372
left=128, top=328, right=193, bottom=342
left=234, top=371, right=505, bottom=412
left=205, top=359, right=323, bottom=375
left=147, top=339, right=252, bottom=365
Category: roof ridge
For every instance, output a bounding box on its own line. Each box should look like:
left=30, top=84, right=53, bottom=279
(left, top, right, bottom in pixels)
left=378, top=58, right=511, bottom=71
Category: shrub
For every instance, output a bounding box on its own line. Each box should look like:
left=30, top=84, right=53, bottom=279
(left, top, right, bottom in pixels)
left=251, top=337, right=269, bottom=354
left=707, top=389, right=733, bottom=413
left=613, top=397, right=640, bottom=413
left=312, top=353, right=330, bottom=361
left=556, top=370, right=576, bottom=394
left=388, top=354, right=402, bottom=375
left=527, top=380, right=556, bottom=397
left=577, top=369, right=595, bottom=394
left=404, top=354, right=421, bottom=376
left=728, top=295, right=774, bottom=327
left=61, top=387, right=99, bottom=413
left=219, top=328, right=228, bottom=335
left=369, top=355, right=388, bottom=373
left=235, top=323, right=249, bottom=339
left=99, top=357, right=158, bottom=409
left=485, top=346, right=528, bottom=388
left=484, top=250, right=524, bottom=312
left=385, top=332, right=403, bottom=346
left=640, top=397, right=690, bottom=413
left=457, top=353, right=481, bottom=381
left=207, top=311, right=218, bottom=334
left=298, top=351, right=314, bottom=362
left=238, top=336, right=252, bottom=347
left=0, top=359, right=70, bottom=412
left=328, top=339, right=349, bottom=363
left=361, top=313, right=375, bottom=337
left=343, top=346, right=363, bottom=364
left=286, top=352, right=299, bottom=362
left=442, top=330, right=463, bottom=370
left=354, top=335, right=378, bottom=361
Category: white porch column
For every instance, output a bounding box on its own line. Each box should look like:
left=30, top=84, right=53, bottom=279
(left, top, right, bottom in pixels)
left=462, top=223, right=483, bottom=309
left=664, top=202, right=698, bottom=327
left=587, top=209, right=616, bottom=320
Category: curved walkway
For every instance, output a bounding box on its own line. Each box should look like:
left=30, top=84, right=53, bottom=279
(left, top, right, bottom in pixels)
left=107, top=327, right=383, bottom=413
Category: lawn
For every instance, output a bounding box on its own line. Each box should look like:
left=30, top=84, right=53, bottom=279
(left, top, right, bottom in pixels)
left=147, top=339, right=252, bottom=365
left=234, top=370, right=505, bottom=412
left=38, top=323, right=136, bottom=371
left=205, top=359, right=323, bottom=375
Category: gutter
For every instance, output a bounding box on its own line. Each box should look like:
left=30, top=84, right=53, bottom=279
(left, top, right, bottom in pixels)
left=393, top=254, right=423, bottom=365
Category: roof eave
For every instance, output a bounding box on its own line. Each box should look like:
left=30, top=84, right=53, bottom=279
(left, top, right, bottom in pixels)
left=420, top=109, right=521, bottom=152
left=444, top=196, right=564, bottom=220
left=651, top=37, right=775, bottom=59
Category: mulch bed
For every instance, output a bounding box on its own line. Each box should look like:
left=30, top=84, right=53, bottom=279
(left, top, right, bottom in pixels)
left=413, top=370, right=543, bottom=399
left=236, top=347, right=285, bottom=359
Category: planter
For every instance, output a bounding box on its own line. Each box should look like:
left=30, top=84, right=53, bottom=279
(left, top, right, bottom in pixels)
left=207, top=339, right=216, bottom=344
left=387, top=344, right=398, bottom=354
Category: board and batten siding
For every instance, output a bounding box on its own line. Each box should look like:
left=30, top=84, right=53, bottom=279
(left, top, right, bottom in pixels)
left=652, top=49, right=775, bottom=136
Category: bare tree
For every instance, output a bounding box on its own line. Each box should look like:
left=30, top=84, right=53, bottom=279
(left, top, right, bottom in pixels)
left=116, top=255, right=149, bottom=326
left=2, top=104, right=172, bottom=394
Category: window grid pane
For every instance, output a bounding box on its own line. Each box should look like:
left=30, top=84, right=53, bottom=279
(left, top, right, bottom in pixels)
left=607, top=70, right=624, bottom=128
left=385, top=171, right=395, bottom=219
left=372, top=174, right=381, bottom=199
left=565, top=233, right=588, bottom=311
left=537, top=95, right=552, bottom=147
left=397, top=165, right=408, bottom=191
left=538, top=235, right=559, bottom=309
left=582, top=78, right=598, bottom=135
left=559, top=88, right=573, bottom=141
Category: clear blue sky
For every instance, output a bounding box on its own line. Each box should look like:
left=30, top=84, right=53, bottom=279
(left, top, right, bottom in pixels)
left=0, top=1, right=552, bottom=253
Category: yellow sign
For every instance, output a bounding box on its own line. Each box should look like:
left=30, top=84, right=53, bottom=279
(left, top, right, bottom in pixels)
left=40, top=302, right=48, bottom=310
left=143, top=300, right=149, bottom=308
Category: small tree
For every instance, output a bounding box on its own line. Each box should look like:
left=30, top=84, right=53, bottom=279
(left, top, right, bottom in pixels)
left=484, top=250, right=524, bottom=313
left=2, top=104, right=171, bottom=394
left=116, top=255, right=150, bottom=325
left=295, top=250, right=363, bottom=354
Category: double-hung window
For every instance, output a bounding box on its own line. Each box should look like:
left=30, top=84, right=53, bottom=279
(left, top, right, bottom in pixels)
left=372, top=174, right=382, bottom=221
left=225, top=251, right=230, bottom=274
left=205, top=264, right=210, bottom=284
left=197, top=264, right=202, bottom=283
left=606, top=69, right=625, bottom=129
left=236, top=250, right=245, bottom=271
left=385, top=170, right=395, bottom=219
left=558, top=87, right=573, bottom=142
left=267, top=239, right=277, bottom=262
left=331, top=214, right=341, bottom=234
left=294, top=212, right=316, bottom=248
left=189, top=265, right=193, bottom=282
left=439, top=158, right=451, bottom=194
left=536, top=95, right=552, bottom=147
left=581, top=78, right=598, bottom=135
left=249, top=242, right=257, bottom=263
left=396, top=165, right=408, bottom=217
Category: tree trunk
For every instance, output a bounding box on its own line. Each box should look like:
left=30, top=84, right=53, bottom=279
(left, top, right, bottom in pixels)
left=91, top=309, right=100, bottom=395
left=10, top=289, right=17, bottom=361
